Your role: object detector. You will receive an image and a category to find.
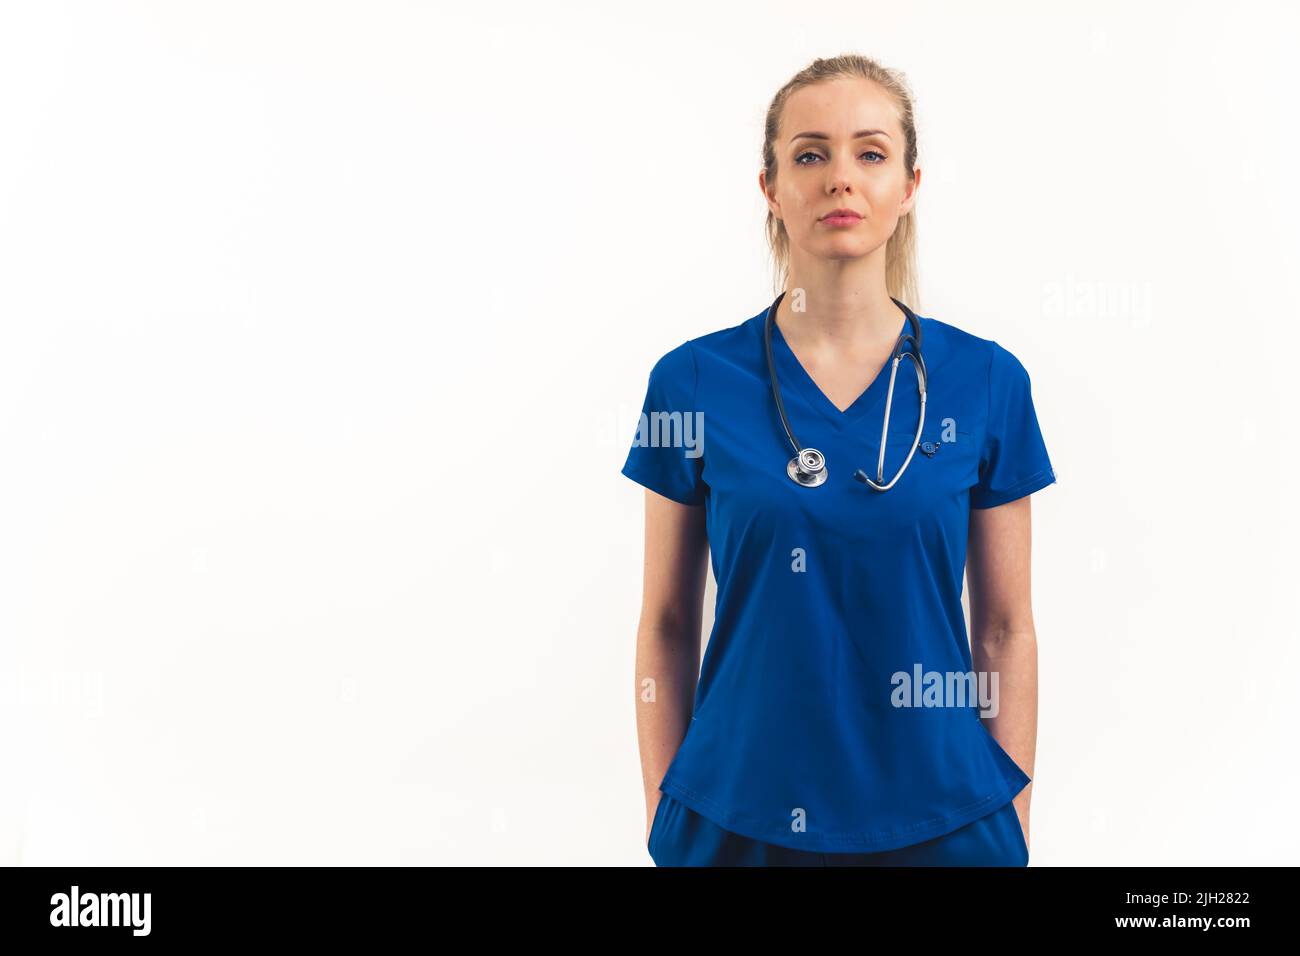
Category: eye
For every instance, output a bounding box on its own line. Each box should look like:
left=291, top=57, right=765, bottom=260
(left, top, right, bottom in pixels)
left=794, top=149, right=887, bottom=166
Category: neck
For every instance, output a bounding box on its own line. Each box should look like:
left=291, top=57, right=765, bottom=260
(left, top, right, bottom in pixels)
left=778, top=255, right=904, bottom=349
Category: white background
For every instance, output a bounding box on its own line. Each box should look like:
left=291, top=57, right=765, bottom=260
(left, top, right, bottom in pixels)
left=1, top=0, right=1297, bottom=865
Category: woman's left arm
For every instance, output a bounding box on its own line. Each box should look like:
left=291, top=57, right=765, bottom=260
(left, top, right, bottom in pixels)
left=967, top=494, right=1039, bottom=853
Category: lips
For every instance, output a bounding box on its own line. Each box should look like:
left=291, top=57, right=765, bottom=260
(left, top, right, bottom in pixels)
left=820, top=208, right=862, bottom=221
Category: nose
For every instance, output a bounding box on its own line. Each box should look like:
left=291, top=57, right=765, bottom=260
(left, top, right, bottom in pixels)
left=827, top=151, right=856, bottom=194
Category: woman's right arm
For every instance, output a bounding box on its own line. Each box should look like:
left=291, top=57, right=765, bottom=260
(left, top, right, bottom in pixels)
left=634, top=487, right=709, bottom=846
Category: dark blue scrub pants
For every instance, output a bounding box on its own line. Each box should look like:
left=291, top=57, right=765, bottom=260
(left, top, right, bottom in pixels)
left=647, top=792, right=1029, bottom=866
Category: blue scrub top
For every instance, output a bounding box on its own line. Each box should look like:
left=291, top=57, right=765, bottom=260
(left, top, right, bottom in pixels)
left=621, top=298, right=1057, bottom=853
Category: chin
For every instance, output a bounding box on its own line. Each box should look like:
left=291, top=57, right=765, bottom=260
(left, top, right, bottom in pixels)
left=815, top=240, right=874, bottom=260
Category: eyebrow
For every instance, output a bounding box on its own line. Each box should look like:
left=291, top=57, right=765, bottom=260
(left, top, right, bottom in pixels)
left=790, top=129, right=892, bottom=143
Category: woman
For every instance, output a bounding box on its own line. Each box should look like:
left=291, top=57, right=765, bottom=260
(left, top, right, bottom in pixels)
left=624, top=54, right=1055, bottom=866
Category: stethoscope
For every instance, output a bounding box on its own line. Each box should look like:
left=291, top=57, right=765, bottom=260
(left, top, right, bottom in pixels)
left=763, top=290, right=928, bottom=490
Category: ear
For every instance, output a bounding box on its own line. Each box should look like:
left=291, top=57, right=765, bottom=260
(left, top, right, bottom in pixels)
left=759, top=168, right=781, bottom=221
left=899, top=164, right=921, bottom=217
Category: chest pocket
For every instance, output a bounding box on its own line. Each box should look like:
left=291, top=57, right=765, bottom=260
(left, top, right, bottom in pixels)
left=901, top=427, right=972, bottom=459
left=876, top=425, right=973, bottom=467
left=856, top=427, right=979, bottom=522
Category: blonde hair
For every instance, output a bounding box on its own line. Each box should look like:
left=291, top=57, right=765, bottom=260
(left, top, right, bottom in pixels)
left=762, top=54, right=921, bottom=309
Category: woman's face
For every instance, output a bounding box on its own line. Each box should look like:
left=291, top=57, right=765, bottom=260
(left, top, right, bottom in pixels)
left=761, top=77, right=920, bottom=265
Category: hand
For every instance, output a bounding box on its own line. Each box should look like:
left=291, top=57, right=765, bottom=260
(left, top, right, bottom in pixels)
left=1015, top=809, right=1031, bottom=856
left=645, top=796, right=662, bottom=849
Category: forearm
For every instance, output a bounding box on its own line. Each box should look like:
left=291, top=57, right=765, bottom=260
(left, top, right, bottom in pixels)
left=972, top=627, right=1038, bottom=821
left=635, top=622, right=700, bottom=811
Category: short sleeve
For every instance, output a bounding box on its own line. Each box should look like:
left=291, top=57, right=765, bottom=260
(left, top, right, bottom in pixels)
left=621, top=341, right=707, bottom=506
left=970, top=342, right=1057, bottom=509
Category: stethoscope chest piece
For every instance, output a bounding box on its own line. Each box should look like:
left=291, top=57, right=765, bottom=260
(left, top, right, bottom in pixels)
left=787, top=448, right=828, bottom=487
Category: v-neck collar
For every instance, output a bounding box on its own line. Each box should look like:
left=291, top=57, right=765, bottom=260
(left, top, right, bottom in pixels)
left=766, top=294, right=916, bottom=432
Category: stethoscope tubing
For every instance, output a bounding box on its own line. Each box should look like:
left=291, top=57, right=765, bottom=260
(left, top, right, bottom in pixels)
left=763, top=290, right=928, bottom=490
